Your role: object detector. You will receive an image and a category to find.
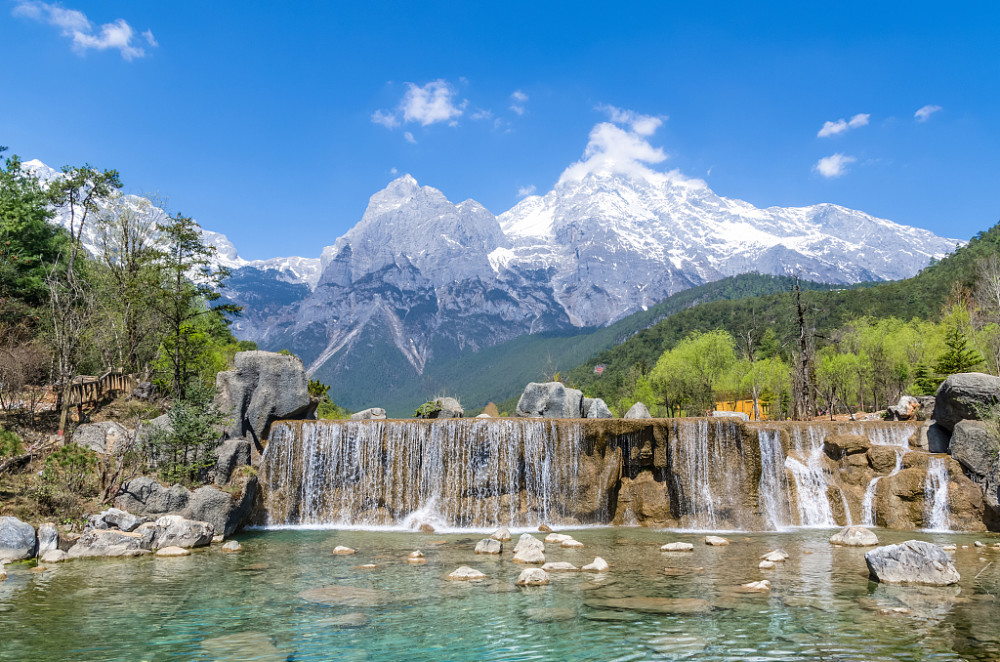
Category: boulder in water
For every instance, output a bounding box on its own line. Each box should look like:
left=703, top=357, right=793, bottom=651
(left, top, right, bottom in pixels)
left=582, top=556, right=609, bottom=572
left=760, top=550, right=788, bottom=562
left=514, top=382, right=584, bottom=418
left=37, top=523, right=58, bottom=555
left=221, top=541, right=242, bottom=553
left=0, top=516, right=36, bottom=562
left=538, top=524, right=553, bottom=532
left=474, top=539, right=502, bottom=554
left=447, top=566, right=486, bottom=580
left=933, top=372, right=1000, bottom=432
left=516, top=568, right=550, bottom=585
left=350, top=407, right=386, bottom=420
left=513, top=547, right=545, bottom=564
left=830, top=526, right=879, bottom=547
left=151, top=516, right=215, bottom=549
left=740, top=580, right=771, bottom=593
left=865, top=540, right=960, bottom=585
left=624, top=402, right=651, bottom=419
left=40, top=549, right=67, bottom=563
left=514, top=533, right=544, bottom=553
left=544, top=533, right=572, bottom=543
left=759, top=560, right=775, bottom=569
left=541, top=561, right=578, bottom=572
left=661, top=542, right=694, bottom=552
left=704, top=536, right=730, bottom=546
left=155, top=546, right=191, bottom=557
left=333, top=546, right=356, bottom=555
left=491, top=527, right=511, bottom=542
left=67, top=529, right=151, bottom=558
left=561, top=539, right=584, bottom=548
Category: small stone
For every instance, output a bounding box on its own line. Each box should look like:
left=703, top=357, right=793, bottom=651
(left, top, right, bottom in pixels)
left=333, top=546, right=356, bottom=555
left=661, top=542, right=694, bottom=552
left=941, top=544, right=957, bottom=551
left=582, top=557, right=609, bottom=572
left=538, top=524, right=553, bottom=533
left=474, top=539, right=502, bottom=554
left=829, top=526, right=879, bottom=547
left=761, top=550, right=788, bottom=563
left=155, top=546, right=191, bottom=557
left=40, top=550, right=68, bottom=563
left=561, top=539, right=584, bottom=548
left=408, top=550, right=424, bottom=558
left=759, top=560, right=776, bottom=569
left=704, top=536, right=730, bottom=546
left=221, top=541, right=242, bottom=553
left=407, top=557, right=427, bottom=565
left=740, top=580, right=771, bottom=593
left=516, top=568, right=550, bottom=586
left=407, top=550, right=426, bottom=564
left=544, top=533, right=572, bottom=543
left=490, top=527, right=511, bottom=542
left=541, top=561, right=578, bottom=572
left=212, top=534, right=225, bottom=544
left=447, top=566, right=486, bottom=580
left=975, top=541, right=985, bottom=548
left=418, top=523, right=435, bottom=534
left=962, top=545, right=969, bottom=549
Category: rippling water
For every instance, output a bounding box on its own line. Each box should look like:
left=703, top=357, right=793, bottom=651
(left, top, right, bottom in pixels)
left=3, top=528, right=1000, bottom=661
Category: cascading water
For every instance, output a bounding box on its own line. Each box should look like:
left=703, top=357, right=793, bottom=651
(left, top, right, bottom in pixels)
left=784, top=427, right=837, bottom=527
left=861, top=449, right=904, bottom=526
left=757, top=429, right=792, bottom=530
left=261, top=419, right=582, bottom=528
left=924, top=457, right=952, bottom=531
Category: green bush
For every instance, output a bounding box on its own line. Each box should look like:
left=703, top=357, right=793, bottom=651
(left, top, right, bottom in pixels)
left=43, top=444, right=98, bottom=495
left=147, top=385, right=226, bottom=485
left=0, top=428, right=23, bottom=457
left=414, top=401, right=442, bottom=418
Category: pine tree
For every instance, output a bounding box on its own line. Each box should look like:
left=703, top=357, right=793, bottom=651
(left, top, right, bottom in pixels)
left=933, top=325, right=984, bottom=376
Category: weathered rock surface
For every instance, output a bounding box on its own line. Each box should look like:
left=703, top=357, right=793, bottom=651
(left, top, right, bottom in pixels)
left=561, top=539, right=584, bottom=548
left=155, top=546, right=192, bottom=557
left=624, top=402, right=651, bottom=419
left=705, top=535, right=730, bottom=546
left=886, top=395, right=921, bottom=421
left=541, top=561, right=578, bottom=572
left=933, top=372, right=1000, bottom=431
left=513, top=547, right=545, bottom=564
left=909, top=420, right=952, bottom=453
left=582, top=556, right=609, bottom=572
left=585, top=398, right=613, bottom=419
left=350, top=407, right=386, bottom=420
left=516, top=568, right=551, bottom=585
left=88, top=507, right=146, bottom=533
left=514, top=534, right=544, bottom=554
left=214, top=439, right=251, bottom=486
left=67, top=529, right=152, bottom=558
left=116, top=475, right=257, bottom=537
left=474, top=539, right=502, bottom=554
left=865, top=540, right=961, bottom=585
left=221, top=540, right=242, bottom=553
left=151, top=516, right=215, bottom=549
left=215, top=350, right=315, bottom=444
left=0, top=516, right=36, bottom=562
left=950, top=420, right=1000, bottom=480
left=830, top=526, right=879, bottom=546
left=429, top=397, right=464, bottom=419
left=37, top=523, right=58, bottom=555
left=515, top=382, right=584, bottom=418
left=73, top=421, right=131, bottom=456
left=40, top=549, right=67, bottom=563
left=660, top=542, right=694, bottom=552
left=490, top=526, right=511, bottom=542
left=823, top=434, right=870, bottom=459
left=544, top=533, right=572, bottom=543
left=447, top=566, right=486, bottom=580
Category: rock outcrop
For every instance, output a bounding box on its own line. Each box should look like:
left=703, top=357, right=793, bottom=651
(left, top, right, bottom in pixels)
left=933, top=372, right=1000, bottom=432
left=215, top=351, right=315, bottom=444
left=67, top=529, right=152, bottom=558
left=0, top=516, right=37, bottom=562
left=116, top=474, right=257, bottom=537
left=865, top=540, right=960, bottom=585
left=73, top=421, right=131, bottom=456
left=515, top=382, right=583, bottom=418
left=350, top=407, right=386, bottom=421
left=585, top=398, right=613, bottom=419
left=624, top=402, right=651, bottom=419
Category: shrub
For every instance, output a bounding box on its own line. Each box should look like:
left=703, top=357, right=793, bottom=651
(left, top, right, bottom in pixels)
left=147, top=385, right=226, bottom=485
left=414, top=401, right=442, bottom=418
left=0, top=427, right=23, bottom=458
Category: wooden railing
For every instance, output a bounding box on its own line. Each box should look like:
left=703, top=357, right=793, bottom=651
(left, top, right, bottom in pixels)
left=60, top=370, right=137, bottom=407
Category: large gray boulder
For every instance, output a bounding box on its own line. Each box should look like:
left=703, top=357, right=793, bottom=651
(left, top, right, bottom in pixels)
left=73, top=421, right=131, bottom=456
left=933, top=373, right=1000, bottom=432
left=149, top=515, right=214, bottom=549
left=37, top=523, right=59, bottom=555
left=865, top=540, right=960, bottom=585
left=624, top=402, right=652, bottom=419
left=909, top=420, right=951, bottom=453
left=886, top=395, right=920, bottom=421
left=950, top=419, right=1000, bottom=480
left=515, top=382, right=584, bottom=418
left=585, top=398, right=613, bottom=419
left=87, top=507, right=147, bottom=533
left=116, top=474, right=257, bottom=537
left=0, top=516, right=36, bottom=562
left=214, top=439, right=251, bottom=486
left=215, top=351, right=315, bottom=444
left=350, top=407, right=386, bottom=421
left=67, top=529, right=153, bottom=558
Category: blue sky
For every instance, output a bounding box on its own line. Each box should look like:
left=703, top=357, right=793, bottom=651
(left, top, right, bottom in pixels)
left=2, top=1, right=998, bottom=260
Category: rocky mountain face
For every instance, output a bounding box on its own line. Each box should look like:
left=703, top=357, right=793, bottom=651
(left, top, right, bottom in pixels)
left=26, top=158, right=959, bottom=411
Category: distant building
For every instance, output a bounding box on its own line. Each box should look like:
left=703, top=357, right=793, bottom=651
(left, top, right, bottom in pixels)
left=593, top=364, right=605, bottom=375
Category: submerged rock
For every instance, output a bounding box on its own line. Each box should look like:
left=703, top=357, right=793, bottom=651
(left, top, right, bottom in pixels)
left=541, top=561, right=578, bottom=572
left=298, top=585, right=391, bottom=606
left=661, top=542, right=694, bottom=552
left=447, top=566, right=486, bottom=580
left=740, top=580, right=771, bottom=593
left=474, top=539, right=502, bottom=554
left=865, top=540, right=961, bottom=585
left=0, top=516, right=36, bottom=562
left=759, top=560, right=775, bottom=569
left=830, top=526, right=879, bottom=547
left=200, top=632, right=287, bottom=662
left=704, top=536, right=730, bottom=546
left=516, top=568, right=550, bottom=585
left=221, top=541, right=242, bottom=553
left=584, top=596, right=711, bottom=614
left=155, top=546, right=191, bottom=557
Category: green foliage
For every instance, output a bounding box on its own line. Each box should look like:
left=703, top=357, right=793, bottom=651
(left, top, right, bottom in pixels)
left=934, top=322, right=984, bottom=376
left=317, top=399, right=352, bottom=420
left=308, top=379, right=330, bottom=398
left=649, top=330, right=738, bottom=414
left=414, top=401, right=442, bottom=418
left=277, top=349, right=294, bottom=356
left=237, top=340, right=258, bottom=351
left=147, top=385, right=226, bottom=485
left=42, top=444, right=98, bottom=494
left=0, top=427, right=23, bottom=457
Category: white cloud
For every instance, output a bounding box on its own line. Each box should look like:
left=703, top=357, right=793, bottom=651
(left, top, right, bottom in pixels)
left=371, top=109, right=399, bottom=129
left=403, top=131, right=416, bottom=144
left=401, top=80, right=464, bottom=126
left=510, top=89, right=528, bottom=116
left=558, top=121, right=668, bottom=185
left=813, top=153, right=856, bottom=178
left=817, top=113, right=870, bottom=138
left=13, top=1, right=155, bottom=60
left=390, top=167, right=398, bottom=175
left=914, top=104, right=943, bottom=122
left=517, top=184, right=536, bottom=197
left=470, top=109, right=493, bottom=121
left=597, top=104, right=664, bottom=136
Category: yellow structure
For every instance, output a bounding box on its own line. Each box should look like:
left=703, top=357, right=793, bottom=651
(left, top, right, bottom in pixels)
left=713, top=399, right=770, bottom=421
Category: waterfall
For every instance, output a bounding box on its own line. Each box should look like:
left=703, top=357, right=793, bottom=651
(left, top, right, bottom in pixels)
left=861, top=449, right=905, bottom=526
left=924, top=457, right=952, bottom=531
left=784, top=427, right=837, bottom=527
left=757, top=429, right=792, bottom=530
left=261, top=419, right=582, bottom=529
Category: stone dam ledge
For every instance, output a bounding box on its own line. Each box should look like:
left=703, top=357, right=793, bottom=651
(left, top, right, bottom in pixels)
left=258, top=417, right=992, bottom=532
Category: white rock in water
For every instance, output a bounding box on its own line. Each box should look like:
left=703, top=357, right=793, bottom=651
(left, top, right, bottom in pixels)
left=333, top=546, right=356, bottom=555
left=541, top=561, right=578, bottom=572
left=741, top=580, right=771, bottom=592
left=829, top=526, right=879, bottom=547
left=761, top=550, right=788, bottom=563
left=514, top=534, right=544, bottom=553
left=866, top=540, right=961, bottom=586
left=661, top=542, right=694, bottom=552
left=561, top=539, right=584, bottom=548
left=40, top=550, right=68, bottom=563
left=582, top=556, right=609, bottom=572
left=155, top=546, right=191, bottom=557
left=221, top=541, right=242, bottom=553
left=704, top=536, right=730, bottom=546
left=516, top=568, right=550, bottom=586
left=491, top=527, right=511, bottom=542
left=544, top=533, right=572, bottom=543
left=447, top=566, right=486, bottom=580
left=474, top=539, right=502, bottom=554
left=513, top=547, right=545, bottom=564
left=759, top=560, right=775, bottom=569
left=975, top=541, right=985, bottom=547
